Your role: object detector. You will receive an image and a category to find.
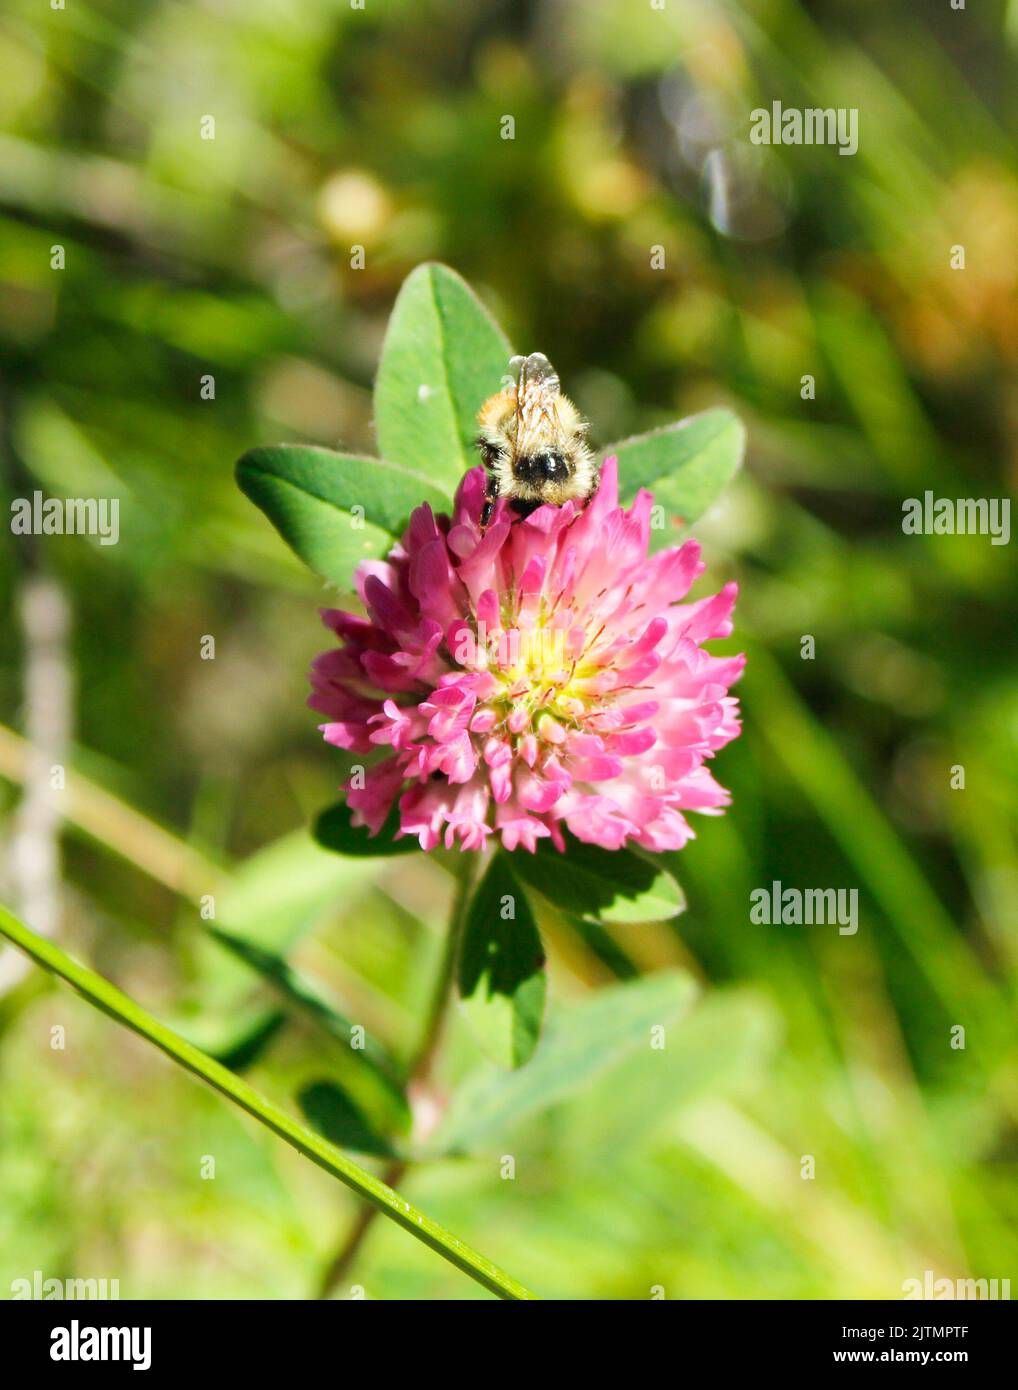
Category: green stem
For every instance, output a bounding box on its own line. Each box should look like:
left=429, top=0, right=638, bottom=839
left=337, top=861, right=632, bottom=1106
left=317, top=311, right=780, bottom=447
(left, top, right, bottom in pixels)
left=316, top=853, right=481, bottom=1297
left=409, top=851, right=480, bottom=1077
left=0, top=902, right=538, bottom=1302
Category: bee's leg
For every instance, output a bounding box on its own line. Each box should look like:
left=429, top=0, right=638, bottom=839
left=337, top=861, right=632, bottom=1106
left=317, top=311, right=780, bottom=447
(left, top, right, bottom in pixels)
left=479, top=471, right=499, bottom=530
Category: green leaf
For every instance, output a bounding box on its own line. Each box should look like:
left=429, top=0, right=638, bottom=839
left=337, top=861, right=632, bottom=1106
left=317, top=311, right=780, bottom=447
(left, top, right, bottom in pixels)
left=565, top=990, right=781, bottom=1158
left=374, top=262, right=512, bottom=491
left=314, top=800, right=422, bottom=857
left=436, top=970, right=699, bottom=1151
left=512, top=837, right=685, bottom=924
left=458, top=854, right=546, bottom=1069
left=235, top=444, right=450, bottom=587
left=298, top=1080, right=397, bottom=1158
left=606, top=407, right=745, bottom=549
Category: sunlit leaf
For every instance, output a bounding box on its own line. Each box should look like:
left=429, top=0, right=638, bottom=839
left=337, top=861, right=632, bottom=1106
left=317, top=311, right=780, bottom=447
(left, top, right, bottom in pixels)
left=235, top=444, right=448, bottom=587
left=566, top=991, right=781, bottom=1157
left=374, top=262, right=512, bottom=491
left=564, top=916, right=639, bottom=979
left=606, top=408, right=745, bottom=549
left=218, top=829, right=392, bottom=942
left=436, top=970, right=698, bottom=1151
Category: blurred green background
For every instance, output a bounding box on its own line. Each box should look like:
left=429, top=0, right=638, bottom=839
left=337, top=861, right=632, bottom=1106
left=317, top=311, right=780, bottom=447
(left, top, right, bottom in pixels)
left=1, top=0, right=1016, bottom=1300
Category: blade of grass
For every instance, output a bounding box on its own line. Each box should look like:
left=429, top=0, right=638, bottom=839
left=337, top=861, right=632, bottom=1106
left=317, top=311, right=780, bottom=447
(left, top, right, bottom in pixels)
left=743, top=646, right=1002, bottom=1024
left=0, top=903, right=538, bottom=1302
left=0, top=723, right=225, bottom=900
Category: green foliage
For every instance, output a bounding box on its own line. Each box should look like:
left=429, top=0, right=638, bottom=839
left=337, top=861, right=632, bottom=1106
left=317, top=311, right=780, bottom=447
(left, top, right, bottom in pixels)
left=297, top=1080, right=397, bottom=1159
left=236, top=263, right=520, bottom=590
left=458, top=854, right=545, bottom=1069
left=0, top=908, right=534, bottom=1300
left=374, top=263, right=513, bottom=490
left=236, top=264, right=742, bottom=593
left=238, top=262, right=713, bottom=1072
left=182, top=827, right=396, bottom=1049
left=512, top=837, right=685, bottom=923
left=210, top=1011, right=287, bottom=1073
left=207, top=924, right=407, bottom=1106
left=609, top=409, right=746, bottom=546
left=2, top=0, right=1016, bottom=1302
left=235, top=446, right=448, bottom=586
left=565, top=990, right=782, bottom=1158
left=314, top=801, right=421, bottom=857
left=235, top=264, right=514, bottom=588
left=436, top=971, right=698, bottom=1151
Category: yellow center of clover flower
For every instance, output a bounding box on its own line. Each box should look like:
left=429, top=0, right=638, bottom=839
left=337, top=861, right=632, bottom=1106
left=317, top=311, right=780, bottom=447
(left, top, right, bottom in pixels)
left=477, top=609, right=596, bottom=739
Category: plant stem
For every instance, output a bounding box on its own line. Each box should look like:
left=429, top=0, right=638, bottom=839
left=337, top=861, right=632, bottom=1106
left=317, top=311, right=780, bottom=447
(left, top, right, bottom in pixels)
left=0, top=902, right=537, bottom=1301
left=410, top=850, right=479, bottom=1077
left=316, top=852, right=481, bottom=1298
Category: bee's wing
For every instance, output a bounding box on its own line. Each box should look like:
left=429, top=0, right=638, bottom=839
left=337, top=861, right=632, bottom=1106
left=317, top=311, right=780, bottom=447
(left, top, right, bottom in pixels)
left=511, top=353, right=562, bottom=454
left=515, top=352, right=560, bottom=397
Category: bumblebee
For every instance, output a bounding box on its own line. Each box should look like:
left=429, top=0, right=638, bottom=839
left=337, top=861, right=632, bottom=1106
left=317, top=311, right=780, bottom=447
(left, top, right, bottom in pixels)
left=475, top=352, right=597, bottom=528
